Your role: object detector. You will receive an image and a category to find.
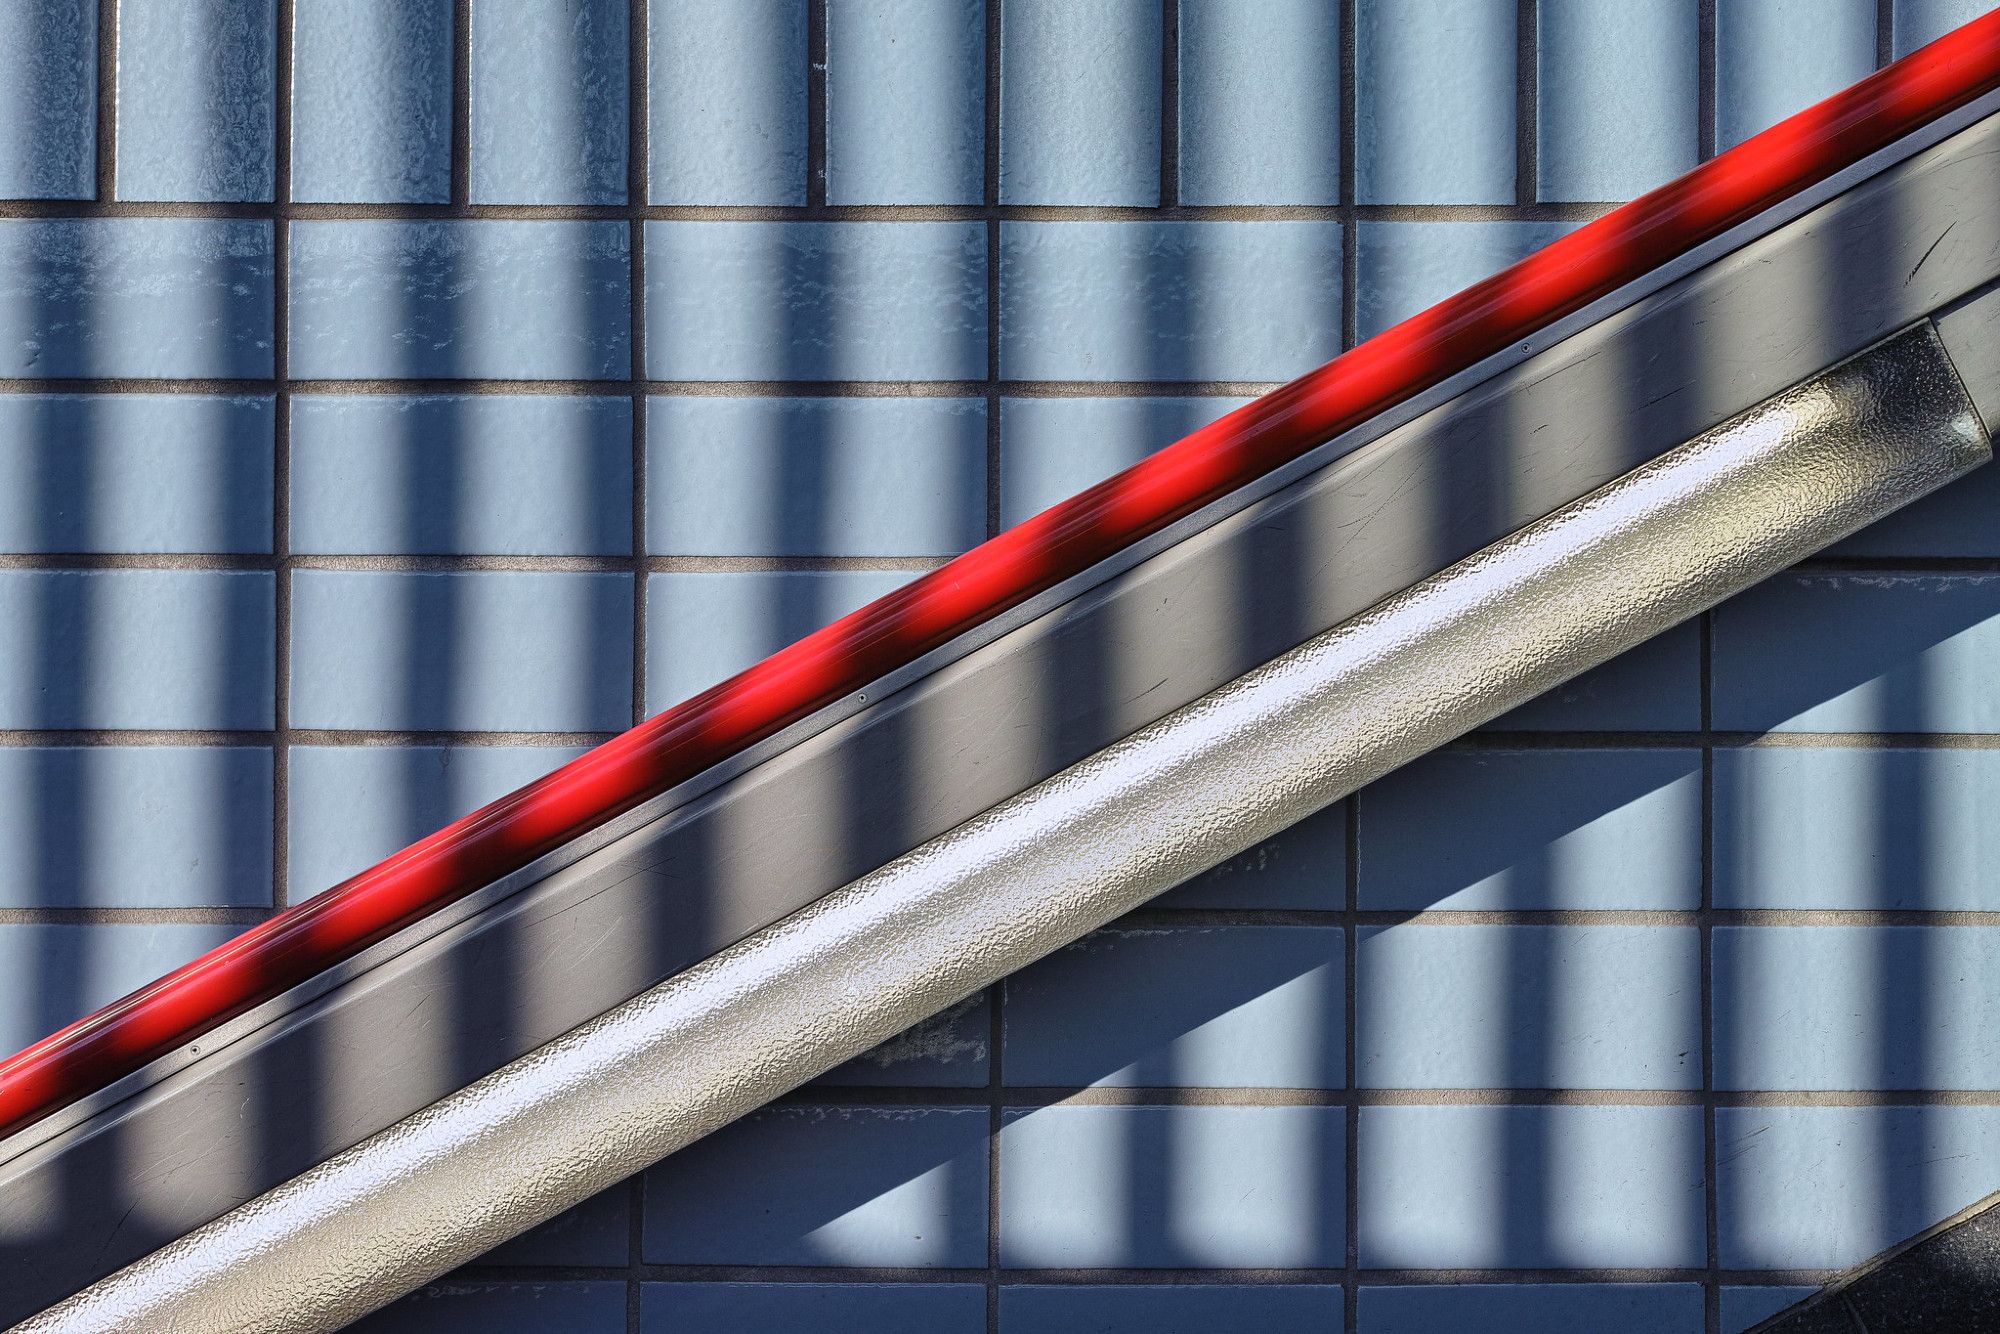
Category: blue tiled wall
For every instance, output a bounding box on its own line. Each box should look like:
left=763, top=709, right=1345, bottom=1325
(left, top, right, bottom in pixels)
left=1356, top=0, right=1518, bottom=204
left=289, top=0, right=453, bottom=205
left=999, top=0, right=1161, bottom=206
left=826, top=0, right=985, bottom=205
left=290, top=395, right=632, bottom=555
left=4, top=3, right=2000, bottom=1332
left=469, top=0, right=630, bottom=206
left=1000, top=221, right=1342, bottom=380
left=1716, top=0, right=1876, bottom=149
left=1536, top=0, right=1699, bottom=199
left=1178, top=0, right=1341, bottom=206
left=287, top=220, right=631, bottom=379
left=0, top=2, right=96, bottom=201
left=114, top=0, right=277, bottom=203
left=648, top=0, right=808, bottom=206
left=0, top=220, right=274, bottom=377
left=998, top=1104, right=1346, bottom=1267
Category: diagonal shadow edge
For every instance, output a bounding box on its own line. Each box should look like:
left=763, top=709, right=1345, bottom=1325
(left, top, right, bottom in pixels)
left=1747, top=1185, right=2000, bottom=1332
left=10, top=34, right=2000, bottom=1324
left=12, top=322, right=1992, bottom=1334
left=5, top=10, right=2000, bottom=1155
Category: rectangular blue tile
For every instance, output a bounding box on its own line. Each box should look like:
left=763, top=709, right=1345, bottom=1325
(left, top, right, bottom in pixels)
left=1537, top=0, right=1699, bottom=201
left=288, top=220, right=631, bottom=380
left=1179, top=0, right=1339, bottom=206
left=646, top=569, right=910, bottom=704
left=999, top=0, right=1160, bottom=206
left=644, top=1105, right=989, bottom=1267
left=350, top=1281, right=625, bottom=1333
left=0, top=219, right=274, bottom=378
left=289, top=571, right=631, bottom=732
left=1357, top=749, right=1703, bottom=911
left=1357, top=925, right=1701, bottom=1090
left=290, top=0, right=452, bottom=204
left=1359, top=1105, right=1705, bottom=1268
left=0, top=747, right=270, bottom=908
left=1003, top=926, right=1344, bottom=1089
left=1716, top=926, right=2000, bottom=1090
left=1361, top=1285, right=1703, bottom=1334
left=648, top=0, right=806, bottom=205
left=1722, top=1287, right=1819, bottom=1333
left=1895, top=0, right=1994, bottom=56
left=1711, top=573, right=2000, bottom=732
left=1357, top=0, right=1516, bottom=204
left=647, top=397, right=985, bottom=557
left=646, top=221, right=984, bottom=382
left=481, top=1189, right=629, bottom=1267
left=1002, top=1285, right=1341, bottom=1334
left=286, top=745, right=587, bottom=900
left=998, top=397, right=1251, bottom=527
left=1830, top=460, right=2000, bottom=557
left=0, top=1, right=96, bottom=199
left=1356, top=220, right=1580, bottom=338
left=1716, top=747, right=2000, bottom=909
left=1718, top=0, right=1876, bottom=149
left=826, top=0, right=984, bottom=205
left=471, top=0, right=629, bottom=205
left=0, top=922, right=240, bottom=1053
left=1718, top=1105, right=2000, bottom=1269
left=1484, top=621, right=1702, bottom=731
left=0, top=394, right=273, bottom=553
left=645, top=1283, right=984, bottom=1334
left=1000, top=222, right=1341, bottom=382
left=115, top=0, right=274, bottom=202
left=815, top=993, right=990, bottom=1089
left=999, top=1105, right=1345, bottom=1268
left=290, top=395, right=632, bottom=555
left=1154, top=799, right=1347, bottom=910
left=0, top=570, right=274, bottom=729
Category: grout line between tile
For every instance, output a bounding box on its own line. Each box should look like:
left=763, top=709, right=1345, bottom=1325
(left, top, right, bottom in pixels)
left=1339, top=0, right=1360, bottom=352
left=270, top=0, right=295, bottom=911
left=1698, top=0, right=1718, bottom=162
left=1701, top=609, right=1722, bottom=1334
left=1517, top=0, right=1538, bottom=205
left=984, top=8, right=1006, bottom=1331
left=622, top=6, right=652, bottom=1310
left=0, top=198, right=1620, bottom=223
left=1160, top=0, right=1180, bottom=211
left=1340, top=0, right=1363, bottom=1259
left=984, top=0, right=1005, bottom=544
left=95, top=0, right=116, bottom=202
left=450, top=1260, right=1849, bottom=1289
left=1344, top=791, right=1362, bottom=1324
left=451, top=0, right=472, bottom=208
left=629, top=0, right=652, bottom=731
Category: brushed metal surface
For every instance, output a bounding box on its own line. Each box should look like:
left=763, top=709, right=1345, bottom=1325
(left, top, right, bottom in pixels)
left=14, top=325, right=1987, bottom=1333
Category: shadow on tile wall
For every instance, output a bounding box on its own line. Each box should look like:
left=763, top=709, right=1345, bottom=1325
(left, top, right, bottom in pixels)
left=3, top=2, right=2000, bottom=1333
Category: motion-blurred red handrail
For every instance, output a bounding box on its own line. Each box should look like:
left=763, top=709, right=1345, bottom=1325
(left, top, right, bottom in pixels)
left=7, top=11, right=2000, bottom=1139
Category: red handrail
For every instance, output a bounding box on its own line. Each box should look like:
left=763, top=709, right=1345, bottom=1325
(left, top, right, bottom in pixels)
left=7, top=13, right=2000, bottom=1140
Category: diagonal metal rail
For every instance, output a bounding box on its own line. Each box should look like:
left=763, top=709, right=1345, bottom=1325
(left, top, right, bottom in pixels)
left=13, top=325, right=1988, bottom=1334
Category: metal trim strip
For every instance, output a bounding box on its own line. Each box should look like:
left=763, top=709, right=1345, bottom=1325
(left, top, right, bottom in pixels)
left=9, top=13, right=2000, bottom=1139
left=15, top=325, right=1986, bottom=1334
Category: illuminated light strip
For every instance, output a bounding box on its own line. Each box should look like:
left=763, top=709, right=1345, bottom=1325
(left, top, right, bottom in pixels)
left=12, top=325, right=1987, bottom=1334
left=4, top=12, right=2000, bottom=1140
